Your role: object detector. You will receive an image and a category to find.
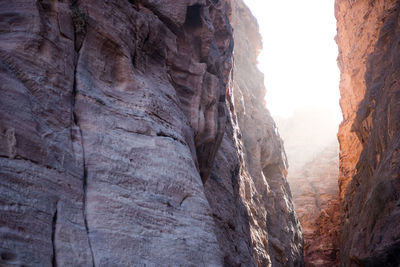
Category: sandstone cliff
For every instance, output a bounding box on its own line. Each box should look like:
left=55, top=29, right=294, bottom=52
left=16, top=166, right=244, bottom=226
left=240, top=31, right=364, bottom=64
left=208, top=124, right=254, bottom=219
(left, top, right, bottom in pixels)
left=0, top=0, right=302, bottom=266
left=336, top=0, right=400, bottom=265
left=277, top=109, right=340, bottom=266
left=289, top=144, right=340, bottom=267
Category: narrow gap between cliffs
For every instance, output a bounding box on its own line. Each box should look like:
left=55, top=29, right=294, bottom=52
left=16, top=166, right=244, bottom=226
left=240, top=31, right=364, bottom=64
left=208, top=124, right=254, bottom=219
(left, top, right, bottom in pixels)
left=243, top=1, right=342, bottom=265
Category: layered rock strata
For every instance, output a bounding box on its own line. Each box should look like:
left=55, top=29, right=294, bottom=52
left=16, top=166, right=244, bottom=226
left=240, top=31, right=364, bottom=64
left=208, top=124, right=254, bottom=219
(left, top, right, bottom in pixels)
left=0, top=0, right=303, bottom=266
left=336, top=0, right=400, bottom=265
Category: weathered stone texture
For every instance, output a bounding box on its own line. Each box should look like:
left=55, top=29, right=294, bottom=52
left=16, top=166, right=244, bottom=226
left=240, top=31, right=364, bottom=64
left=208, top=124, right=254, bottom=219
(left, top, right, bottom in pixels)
left=290, top=144, right=340, bottom=267
left=0, top=0, right=303, bottom=266
left=0, top=0, right=232, bottom=265
left=277, top=109, right=340, bottom=266
left=336, top=0, right=400, bottom=265
left=227, top=1, right=304, bottom=265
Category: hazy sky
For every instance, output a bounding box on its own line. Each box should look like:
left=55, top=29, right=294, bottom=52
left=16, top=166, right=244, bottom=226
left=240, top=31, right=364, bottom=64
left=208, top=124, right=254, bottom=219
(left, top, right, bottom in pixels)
left=243, top=0, right=341, bottom=122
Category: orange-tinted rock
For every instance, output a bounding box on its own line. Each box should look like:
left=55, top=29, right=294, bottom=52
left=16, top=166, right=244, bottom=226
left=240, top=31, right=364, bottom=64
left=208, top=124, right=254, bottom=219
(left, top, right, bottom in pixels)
left=277, top=109, right=340, bottom=266
left=336, top=0, right=400, bottom=265
left=293, top=145, right=340, bottom=267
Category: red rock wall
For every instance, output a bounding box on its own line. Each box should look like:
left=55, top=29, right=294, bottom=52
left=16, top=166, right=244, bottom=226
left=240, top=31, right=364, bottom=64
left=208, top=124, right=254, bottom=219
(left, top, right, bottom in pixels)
left=277, top=109, right=340, bottom=266
left=336, top=0, right=400, bottom=265
left=0, top=0, right=303, bottom=266
left=292, top=145, right=340, bottom=266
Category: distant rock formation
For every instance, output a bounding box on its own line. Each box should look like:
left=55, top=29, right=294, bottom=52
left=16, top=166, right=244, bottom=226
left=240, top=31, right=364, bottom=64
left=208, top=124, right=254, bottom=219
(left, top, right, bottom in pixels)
left=0, top=0, right=303, bottom=266
left=277, top=108, right=340, bottom=266
left=336, top=0, right=400, bottom=265
left=291, top=144, right=340, bottom=266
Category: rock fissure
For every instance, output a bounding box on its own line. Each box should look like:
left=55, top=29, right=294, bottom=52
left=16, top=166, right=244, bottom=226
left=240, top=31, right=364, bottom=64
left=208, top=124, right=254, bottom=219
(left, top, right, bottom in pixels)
left=13, top=0, right=400, bottom=265
left=70, top=4, right=95, bottom=265
left=156, top=131, right=186, bottom=145
left=0, top=154, right=55, bottom=172
left=51, top=202, right=58, bottom=267
left=73, top=62, right=95, bottom=267
left=81, top=158, right=95, bottom=267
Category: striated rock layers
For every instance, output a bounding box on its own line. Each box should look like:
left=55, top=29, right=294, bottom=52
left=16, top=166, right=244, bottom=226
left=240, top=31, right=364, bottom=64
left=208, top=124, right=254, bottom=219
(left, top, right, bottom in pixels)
left=336, top=0, right=400, bottom=265
left=0, top=0, right=302, bottom=266
left=276, top=109, right=340, bottom=266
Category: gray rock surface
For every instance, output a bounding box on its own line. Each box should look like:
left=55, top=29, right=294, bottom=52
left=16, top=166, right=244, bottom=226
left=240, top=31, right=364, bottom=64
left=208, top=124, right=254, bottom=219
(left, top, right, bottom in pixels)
left=0, top=0, right=303, bottom=266
left=227, top=1, right=304, bottom=265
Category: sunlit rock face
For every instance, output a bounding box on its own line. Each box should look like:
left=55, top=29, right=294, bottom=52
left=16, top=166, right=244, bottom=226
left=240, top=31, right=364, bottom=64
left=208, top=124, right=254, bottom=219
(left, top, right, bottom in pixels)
left=0, top=0, right=303, bottom=266
left=336, top=0, right=400, bottom=265
left=221, top=0, right=304, bottom=265
left=277, top=109, right=340, bottom=266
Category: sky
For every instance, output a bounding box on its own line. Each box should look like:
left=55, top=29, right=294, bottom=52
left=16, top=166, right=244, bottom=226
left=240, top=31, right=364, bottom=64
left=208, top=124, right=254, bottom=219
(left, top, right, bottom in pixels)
left=243, top=0, right=341, bottom=123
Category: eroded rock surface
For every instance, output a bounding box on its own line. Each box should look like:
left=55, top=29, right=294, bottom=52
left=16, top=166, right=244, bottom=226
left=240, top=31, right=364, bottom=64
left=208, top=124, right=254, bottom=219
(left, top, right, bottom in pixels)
left=289, top=145, right=340, bottom=267
left=336, top=0, right=400, bottom=265
left=277, top=109, right=340, bottom=266
left=0, top=0, right=303, bottom=266
left=226, top=1, right=303, bottom=265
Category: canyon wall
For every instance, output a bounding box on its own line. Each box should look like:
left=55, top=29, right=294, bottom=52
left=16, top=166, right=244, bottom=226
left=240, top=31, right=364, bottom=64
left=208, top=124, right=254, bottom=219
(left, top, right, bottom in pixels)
left=228, top=0, right=304, bottom=265
left=290, top=144, right=340, bottom=267
left=277, top=109, right=340, bottom=266
left=336, top=0, right=400, bottom=265
left=0, top=0, right=302, bottom=266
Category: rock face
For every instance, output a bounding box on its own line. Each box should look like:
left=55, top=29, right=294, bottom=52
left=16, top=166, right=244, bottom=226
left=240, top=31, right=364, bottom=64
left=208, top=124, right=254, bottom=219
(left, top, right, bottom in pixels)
left=0, top=0, right=303, bottom=266
left=336, top=0, right=400, bottom=265
left=223, top=0, right=304, bottom=265
left=277, top=109, right=340, bottom=266
left=289, top=145, right=340, bottom=267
